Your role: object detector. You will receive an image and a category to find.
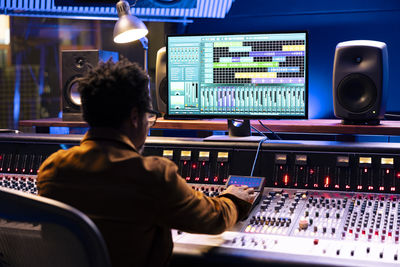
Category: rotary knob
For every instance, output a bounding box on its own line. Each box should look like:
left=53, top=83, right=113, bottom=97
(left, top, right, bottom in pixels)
left=299, top=217, right=309, bottom=230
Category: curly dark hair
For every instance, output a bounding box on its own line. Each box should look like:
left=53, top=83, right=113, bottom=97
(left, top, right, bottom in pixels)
left=78, top=58, right=150, bottom=128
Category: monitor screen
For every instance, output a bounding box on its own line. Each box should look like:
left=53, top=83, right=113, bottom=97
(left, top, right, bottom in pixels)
left=166, top=32, right=308, bottom=119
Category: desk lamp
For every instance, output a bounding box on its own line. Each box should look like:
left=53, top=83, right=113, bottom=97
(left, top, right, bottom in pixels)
left=113, top=0, right=149, bottom=71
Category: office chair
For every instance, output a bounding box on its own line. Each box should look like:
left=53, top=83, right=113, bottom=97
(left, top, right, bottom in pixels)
left=0, top=187, right=111, bottom=267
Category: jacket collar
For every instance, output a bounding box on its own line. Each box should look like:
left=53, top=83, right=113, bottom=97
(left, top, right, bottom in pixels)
left=81, top=127, right=138, bottom=152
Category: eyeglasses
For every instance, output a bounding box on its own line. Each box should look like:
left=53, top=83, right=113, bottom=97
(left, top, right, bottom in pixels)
left=146, top=109, right=161, bottom=127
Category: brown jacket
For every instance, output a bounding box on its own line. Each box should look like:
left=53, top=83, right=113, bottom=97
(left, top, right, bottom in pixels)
left=37, top=128, right=250, bottom=267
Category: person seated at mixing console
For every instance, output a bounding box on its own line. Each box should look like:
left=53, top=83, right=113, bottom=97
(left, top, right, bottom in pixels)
left=37, top=58, right=254, bottom=267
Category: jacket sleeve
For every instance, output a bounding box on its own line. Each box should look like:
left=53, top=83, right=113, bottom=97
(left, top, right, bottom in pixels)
left=156, top=158, right=251, bottom=235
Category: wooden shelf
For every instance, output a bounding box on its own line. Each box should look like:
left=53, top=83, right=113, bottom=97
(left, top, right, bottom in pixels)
left=18, top=118, right=400, bottom=136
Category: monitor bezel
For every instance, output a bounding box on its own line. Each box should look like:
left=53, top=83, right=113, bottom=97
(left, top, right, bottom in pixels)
left=165, top=30, right=309, bottom=120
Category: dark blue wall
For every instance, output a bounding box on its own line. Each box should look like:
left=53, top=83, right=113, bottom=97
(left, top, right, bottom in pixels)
left=186, top=0, right=400, bottom=119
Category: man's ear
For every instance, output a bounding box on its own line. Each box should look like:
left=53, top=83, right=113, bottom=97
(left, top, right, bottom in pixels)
left=130, top=108, right=140, bottom=129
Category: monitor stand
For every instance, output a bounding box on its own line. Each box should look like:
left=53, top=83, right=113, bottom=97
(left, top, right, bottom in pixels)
left=204, top=119, right=265, bottom=142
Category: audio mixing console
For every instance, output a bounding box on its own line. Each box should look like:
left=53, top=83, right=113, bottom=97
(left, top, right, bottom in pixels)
left=173, top=187, right=400, bottom=266
left=2, top=134, right=400, bottom=266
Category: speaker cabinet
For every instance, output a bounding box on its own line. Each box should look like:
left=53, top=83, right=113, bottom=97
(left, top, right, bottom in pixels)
left=333, top=40, right=388, bottom=125
left=61, top=50, right=118, bottom=121
left=155, top=47, right=167, bottom=114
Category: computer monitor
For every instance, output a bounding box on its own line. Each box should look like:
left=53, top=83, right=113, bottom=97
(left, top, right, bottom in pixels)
left=166, top=31, right=308, bottom=135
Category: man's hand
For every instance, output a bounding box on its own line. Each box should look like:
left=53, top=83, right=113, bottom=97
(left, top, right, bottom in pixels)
left=222, top=185, right=255, bottom=203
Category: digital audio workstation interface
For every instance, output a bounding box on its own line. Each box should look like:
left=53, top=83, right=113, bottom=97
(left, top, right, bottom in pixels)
left=167, top=32, right=307, bottom=118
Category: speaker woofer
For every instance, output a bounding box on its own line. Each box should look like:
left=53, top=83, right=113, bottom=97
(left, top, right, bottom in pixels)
left=63, top=76, right=82, bottom=110
left=68, top=79, right=82, bottom=107
left=337, top=73, right=377, bottom=113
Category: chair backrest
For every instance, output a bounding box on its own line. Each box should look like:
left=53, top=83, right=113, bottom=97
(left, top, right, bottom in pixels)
left=0, top=187, right=111, bottom=267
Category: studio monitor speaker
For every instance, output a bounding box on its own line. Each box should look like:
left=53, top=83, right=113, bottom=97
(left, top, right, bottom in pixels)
left=155, top=47, right=167, bottom=114
left=333, top=40, right=388, bottom=125
left=61, top=50, right=118, bottom=121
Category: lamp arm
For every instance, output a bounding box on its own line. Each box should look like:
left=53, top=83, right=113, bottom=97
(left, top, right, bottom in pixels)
left=139, top=36, right=148, bottom=50
left=139, top=37, right=149, bottom=72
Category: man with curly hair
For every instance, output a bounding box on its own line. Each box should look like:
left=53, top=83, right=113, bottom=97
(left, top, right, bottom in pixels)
left=37, top=58, right=254, bottom=267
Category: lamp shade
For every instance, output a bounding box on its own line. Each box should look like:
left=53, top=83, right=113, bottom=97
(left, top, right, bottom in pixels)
left=113, top=1, right=148, bottom=43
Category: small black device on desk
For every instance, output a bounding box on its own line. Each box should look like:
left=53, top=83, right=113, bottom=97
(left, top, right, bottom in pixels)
left=225, top=175, right=266, bottom=208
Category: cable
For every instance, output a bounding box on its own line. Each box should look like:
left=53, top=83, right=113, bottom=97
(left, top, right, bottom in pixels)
left=384, top=113, right=400, bottom=120
left=258, top=120, right=282, bottom=140
left=130, top=0, right=138, bottom=7
left=250, top=125, right=267, bottom=137
left=250, top=137, right=268, bottom=177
